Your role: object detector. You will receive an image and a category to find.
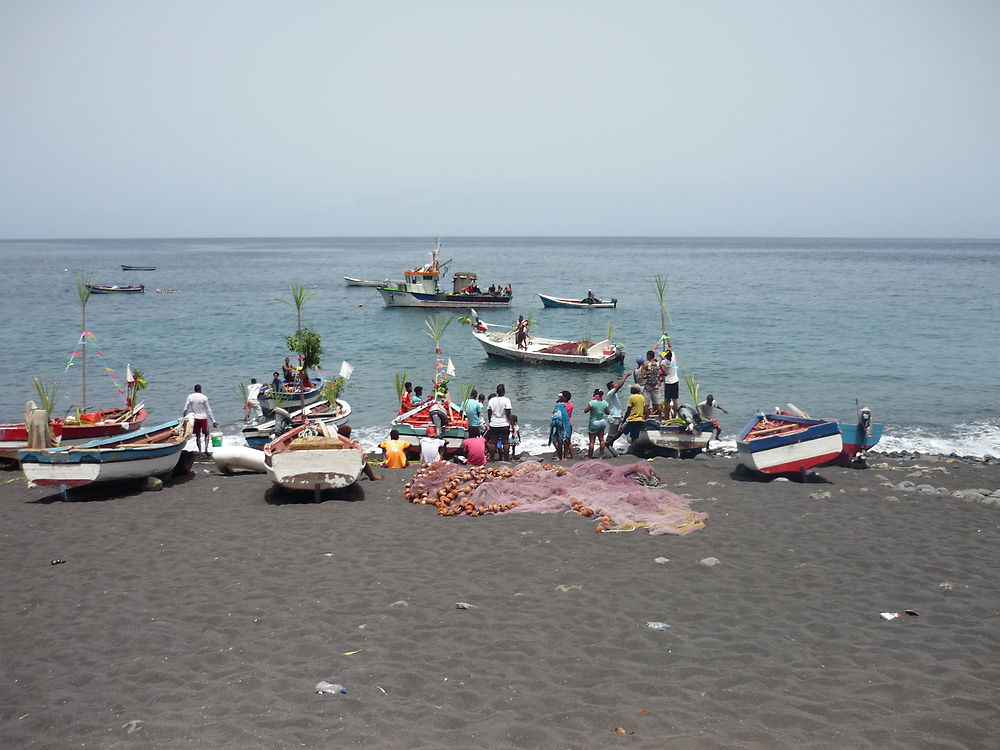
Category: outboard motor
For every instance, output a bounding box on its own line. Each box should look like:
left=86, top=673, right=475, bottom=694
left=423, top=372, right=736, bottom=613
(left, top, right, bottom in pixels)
left=273, top=407, right=293, bottom=437
left=858, top=407, right=873, bottom=438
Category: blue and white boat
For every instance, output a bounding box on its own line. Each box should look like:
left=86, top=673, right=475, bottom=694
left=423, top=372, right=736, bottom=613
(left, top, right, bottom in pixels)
left=242, top=398, right=351, bottom=449
left=18, top=419, right=192, bottom=490
left=737, top=412, right=843, bottom=475
left=256, top=378, right=325, bottom=415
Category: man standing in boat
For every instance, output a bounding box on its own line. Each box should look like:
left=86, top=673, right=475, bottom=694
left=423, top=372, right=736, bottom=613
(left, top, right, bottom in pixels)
left=182, top=384, right=218, bottom=457
left=514, top=315, right=529, bottom=350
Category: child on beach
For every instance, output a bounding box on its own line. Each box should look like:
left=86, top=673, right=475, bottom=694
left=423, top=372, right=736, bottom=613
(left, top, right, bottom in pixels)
left=508, top=415, right=521, bottom=460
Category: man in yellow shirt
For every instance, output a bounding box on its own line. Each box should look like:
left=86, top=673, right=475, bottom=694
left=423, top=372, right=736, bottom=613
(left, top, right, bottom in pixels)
left=379, top=429, right=410, bottom=469
left=621, top=384, right=647, bottom=448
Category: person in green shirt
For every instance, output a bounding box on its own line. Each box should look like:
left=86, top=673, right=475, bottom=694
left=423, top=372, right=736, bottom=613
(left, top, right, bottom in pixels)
left=584, top=387, right=611, bottom=459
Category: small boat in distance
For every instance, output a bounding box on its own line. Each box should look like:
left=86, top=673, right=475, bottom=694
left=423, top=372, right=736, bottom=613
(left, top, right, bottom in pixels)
left=155, top=289, right=180, bottom=294
left=737, top=412, right=843, bottom=475
left=121, top=265, right=157, bottom=271
left=86, top=284, right=145, bottom=294
left=377, top=239, right=513, bottom=309
left=469, top=311, right=626, bottom=367
left=539, top=293, right=618, bottom=309
left=19, top=419, right=192, bottom=490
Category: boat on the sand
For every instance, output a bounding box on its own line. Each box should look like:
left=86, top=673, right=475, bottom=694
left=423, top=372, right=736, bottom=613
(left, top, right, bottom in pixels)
left=18, top=419, right=192, bottom=490
left=391, top=400, right=468, bottom=454
left=538, top=293, right=617, bottom=309
left=469, top=311, right=625, bottom=367
left=737, top=412, right=843, bottom=475
left=263, top=420, right=366, bottom=491
left=630, top=406, right=715, bottom=459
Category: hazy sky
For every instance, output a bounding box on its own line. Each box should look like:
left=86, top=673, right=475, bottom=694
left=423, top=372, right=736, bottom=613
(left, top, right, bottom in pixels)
left=1, top=0, right=998, bottom=238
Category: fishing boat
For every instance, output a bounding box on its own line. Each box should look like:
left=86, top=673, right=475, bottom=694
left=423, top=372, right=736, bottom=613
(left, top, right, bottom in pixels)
left=376, top=239, right=512, bottom=309
left=155, top=289, right=180, bottom=294
left=469, top=311, right=625, bottom=367
left=0, top=405, right=147, bottom=461
left=538, top=293, right=618, bottom=309
left=0, top=418, right=64, bottom=462
left=630, top=406, right=715, bottom=459
left=242, top=398, right=351, bottom=449
left=344, top=276, right=396, bottom=287
left=18, top=419, right=192, bottom=490
left=263, top=420, right=365, bottom=491
left=86, top=284, right=145, bottom=294
left=836, top=407, right=884, bottom=463
left=256, top=378, right=325, bottom=415
left=391, top=399, right=468, bottom=454
left=121, top=265, right=157, bottom=271
left=736, top=412, right=843, bottom=475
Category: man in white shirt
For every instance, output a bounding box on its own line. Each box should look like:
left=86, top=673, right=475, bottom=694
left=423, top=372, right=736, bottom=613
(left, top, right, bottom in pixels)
left=486, top=383, right=513, bottom=461
left=246, top=378, right=263, bottom=422
left=697, top=394, right=729, bottom=439
left=660, top=349, right=679, bottom=419
left=419, top=425, right=446, bottom=465
left=182, top=384, right=218, bottom=456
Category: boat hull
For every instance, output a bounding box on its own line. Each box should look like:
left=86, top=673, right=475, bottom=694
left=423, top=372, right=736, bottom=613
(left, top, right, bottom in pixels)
left=257, top=380, right=325, bottom=415
left=737, top=414, right=843, bottom=474
left=263, top=422, right=365, bottom=490
left=837, top=422, right=885, bottom=460
left=538, top=294, right=617, bottom=309
left=377, top=288, right=512, bottom=309
left=121, top=266, right=156, bottom=271
left=472, top=329, right=625, bottom=367
left=344, top=276, right=394, bottom=287
left=391, top=401, right=468, bottom=453
left=242, top=399, right=351, bottom=449
left=86, top=284, right=145, bottom=294
left=19, top=420, right=191, bottom=489
left=632, top=422, right=714, bottom=458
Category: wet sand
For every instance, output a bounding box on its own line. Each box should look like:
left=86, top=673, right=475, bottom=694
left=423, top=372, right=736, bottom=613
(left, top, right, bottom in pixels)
left=1, top=451, right=998, bottom=749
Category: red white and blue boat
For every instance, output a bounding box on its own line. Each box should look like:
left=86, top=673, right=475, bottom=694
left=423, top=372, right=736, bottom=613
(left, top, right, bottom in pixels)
left=18, top=419, right=192, bottom=490
left=538, top=293, right=617, bottom=309
left=737, top=412, right=843, bottom=475
left=376, top=239, right=512, bottom=309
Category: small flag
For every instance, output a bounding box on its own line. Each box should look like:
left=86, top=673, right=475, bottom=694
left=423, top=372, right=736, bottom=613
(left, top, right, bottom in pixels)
left=446, top=359, right=456, bottom=377
left=126, top=364, right=134, bottom=384
left=339, top=361, right=355, bottom=380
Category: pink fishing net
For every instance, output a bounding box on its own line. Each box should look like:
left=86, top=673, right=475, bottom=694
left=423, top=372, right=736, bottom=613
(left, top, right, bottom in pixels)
left=404, top=460, right=706, bottom=536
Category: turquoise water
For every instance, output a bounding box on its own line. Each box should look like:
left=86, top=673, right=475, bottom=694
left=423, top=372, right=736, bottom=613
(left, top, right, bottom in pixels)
left=1, top=237, right=997, bottom=456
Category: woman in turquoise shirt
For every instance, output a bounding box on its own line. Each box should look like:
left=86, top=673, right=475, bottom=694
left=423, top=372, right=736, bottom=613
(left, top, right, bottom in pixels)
left=584, top=388, right=611, bottom=459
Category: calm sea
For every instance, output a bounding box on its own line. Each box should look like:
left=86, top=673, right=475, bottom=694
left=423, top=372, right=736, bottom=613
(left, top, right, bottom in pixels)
left=0, top=237, right=997, bottom=457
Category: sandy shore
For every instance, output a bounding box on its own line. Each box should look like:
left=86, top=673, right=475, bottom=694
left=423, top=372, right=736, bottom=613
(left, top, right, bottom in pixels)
left=1, top=450, right=998, bottom=749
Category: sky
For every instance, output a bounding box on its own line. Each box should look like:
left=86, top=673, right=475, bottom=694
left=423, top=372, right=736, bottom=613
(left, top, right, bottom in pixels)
left=1, top=0, right=998, bottom=239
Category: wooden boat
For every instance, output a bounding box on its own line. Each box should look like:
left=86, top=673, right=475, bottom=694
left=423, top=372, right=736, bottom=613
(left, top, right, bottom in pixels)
left=242, top=398, right=351, bottom=449
left=737, top=412, right=843, bottom=475
left=121, top=265, right=157, bottom=271
left=538, top=293, right=618, bottom=309
left=344, top=276, right=397, bottom=287
left=837, top=407, right=884, bottom=461
left=256, top=378, right=325, bottom=415
left=0, top=405, right=147, bottom=461
left=18, top=419, right=192, bottom=489
left=376, top=239, right=512, bottom=309
left=263, top=420, right=365, bottom=491
left=630, top=406, right=714, bottom=458
left=155, top=289, right=180, bottom=294
left=86, top=284, right=145, bottom=294
left=470, top=311, right=625, bottom=367
left=390, top=399, right=468, bottom=454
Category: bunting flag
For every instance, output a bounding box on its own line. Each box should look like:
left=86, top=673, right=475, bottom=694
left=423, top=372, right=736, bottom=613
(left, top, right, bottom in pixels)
left=446, top=359, right=456, bottom=377
left=339, top=361, right=355, bottom=380
left=61, top=330, right=128, bottom=398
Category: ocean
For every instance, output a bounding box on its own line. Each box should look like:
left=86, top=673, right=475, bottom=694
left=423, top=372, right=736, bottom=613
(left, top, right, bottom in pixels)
left=1, top=237, right=997, bottom=458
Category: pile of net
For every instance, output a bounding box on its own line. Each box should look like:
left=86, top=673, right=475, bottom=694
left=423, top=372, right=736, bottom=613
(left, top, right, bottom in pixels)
left=403, top=460, right=707, bottom=536
left=537, top=340, right=589, bottom=355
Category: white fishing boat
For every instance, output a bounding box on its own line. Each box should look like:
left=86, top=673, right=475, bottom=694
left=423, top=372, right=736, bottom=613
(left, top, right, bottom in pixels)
left=263, top=420, right=365, bottom=491
left=344, top=276, right=396, bottom=287
left=469, top=311, right=625, bottom=367
left=19, top=419, right=192, bottom=490
left=242, top=398, right=351, bottom=449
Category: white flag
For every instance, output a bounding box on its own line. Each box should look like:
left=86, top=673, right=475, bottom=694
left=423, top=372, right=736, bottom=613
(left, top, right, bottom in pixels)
left=339, top=361, right=355, bottom=380
left=446, top=358, right=456, bottom=377
left=126, top=364, right=135, bottom=384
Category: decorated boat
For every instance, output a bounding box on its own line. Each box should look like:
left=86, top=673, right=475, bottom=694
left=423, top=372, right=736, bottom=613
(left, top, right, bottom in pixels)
left=242, top=398, right=351, bottom=449
left=121, top=265, right=156, bottom=271
left=0, top=403, right=147, bottom=462
left=263, top=420, right=365, bottom=491
left=538, top=293, right=618, bottom=309
left=630, top=406, right=715, bottom=459
left=256, top=378, right=325, bottom=415
left=0, top=416, right=64, bottom=462
left=737, top=412, right=843, bottom=475
left=376, top=239, right=512, bottom=309
left=18, top=419, right=192, bottom=490
left=469, top=311, right=625, bottom=367
left=86, top=284, right=145, bottom=294
left=391, top=399, right=469, bottom=454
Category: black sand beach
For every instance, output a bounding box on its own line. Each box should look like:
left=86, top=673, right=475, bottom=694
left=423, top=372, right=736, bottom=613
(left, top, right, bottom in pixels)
left=1, top=452, right=998, bottom=749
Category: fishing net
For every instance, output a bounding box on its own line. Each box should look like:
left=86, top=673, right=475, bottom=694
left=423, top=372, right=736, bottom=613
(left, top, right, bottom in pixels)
left=403, top=459, right=706, bottom=535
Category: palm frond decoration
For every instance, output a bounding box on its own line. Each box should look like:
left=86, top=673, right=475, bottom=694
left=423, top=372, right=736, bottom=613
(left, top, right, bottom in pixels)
left=394, top=371, right=409, bottom=400
left=32, top=377, right=61, bottom=416
left=275, top=283, right=315, bottom=330
left=424, top=313, right=453, bottom=349
left=456, top=381, right=474, bottom=413
left=73, top=273, right=100, bottom=411
left=654, top=273, right=674, bottom=333
left=684, top=372, right=700, bottom=407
